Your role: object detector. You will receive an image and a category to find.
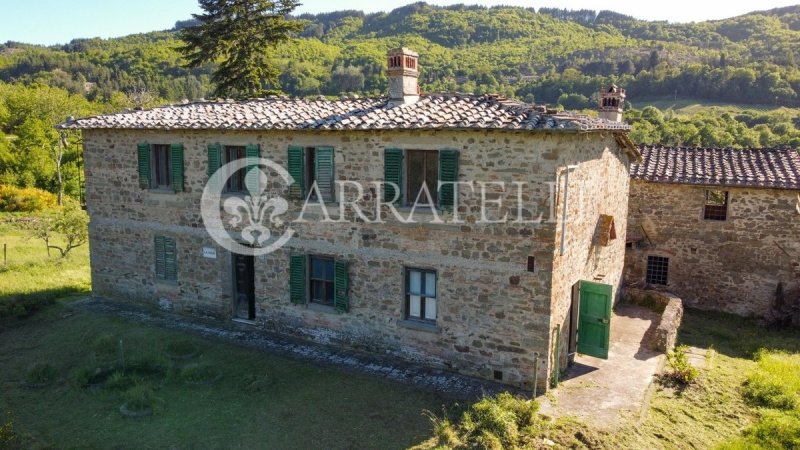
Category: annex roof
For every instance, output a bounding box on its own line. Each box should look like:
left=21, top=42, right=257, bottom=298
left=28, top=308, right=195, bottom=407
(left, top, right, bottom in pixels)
left=631, top=145, right=800, bottom=190
left=58, top=94, right=632, bottom=133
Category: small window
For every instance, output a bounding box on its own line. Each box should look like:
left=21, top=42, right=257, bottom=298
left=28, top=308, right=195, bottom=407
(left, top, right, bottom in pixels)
left=704, top=190, right=728, bottom=221
left=222, top=146, right=247, bottom=193
left=405, top=268, right=437, bottom=323
left=406, top=150, right=439, bottom=206
left=154, top=236, right=177, bottom=281
left=646, top=256, right=669, bottom=286
left=309, top=256, right=335, bottom=306
left=150, top=144, right=172, bottom=189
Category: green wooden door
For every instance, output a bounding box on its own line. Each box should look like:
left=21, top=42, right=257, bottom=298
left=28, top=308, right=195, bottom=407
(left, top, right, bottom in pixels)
left=577, top=281, right=612, bottom=359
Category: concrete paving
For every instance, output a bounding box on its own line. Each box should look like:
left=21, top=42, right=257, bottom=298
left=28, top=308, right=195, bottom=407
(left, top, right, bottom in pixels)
left=538, top=304, right=664, bottom=429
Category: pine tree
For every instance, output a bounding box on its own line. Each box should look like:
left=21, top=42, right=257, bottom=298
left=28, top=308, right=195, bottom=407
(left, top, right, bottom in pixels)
left=179, top=0, right=304, bottom=98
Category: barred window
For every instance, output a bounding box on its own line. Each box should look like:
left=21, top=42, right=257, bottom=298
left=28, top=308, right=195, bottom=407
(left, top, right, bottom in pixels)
left=704, top=190, right=728, bottom=221
left=646, top=256, right=669, bottom=286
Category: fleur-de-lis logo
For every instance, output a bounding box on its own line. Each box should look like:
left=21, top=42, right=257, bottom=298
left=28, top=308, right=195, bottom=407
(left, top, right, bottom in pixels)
left=201, top=157, right=295, bottom=256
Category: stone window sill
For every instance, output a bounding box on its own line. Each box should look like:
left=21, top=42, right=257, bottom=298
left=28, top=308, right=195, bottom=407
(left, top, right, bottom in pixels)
left=307, top=302, right=340, bottom=315
left=148, top=188, right=177, bottom=195
left=398, top=319, right=440, bottom=334
left=154, top=279, right=179, bottom=290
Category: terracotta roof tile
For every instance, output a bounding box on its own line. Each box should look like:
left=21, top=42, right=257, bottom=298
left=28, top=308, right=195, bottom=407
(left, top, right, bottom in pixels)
left=58, top=94, right=631, bottom=133
left=631, top=145, right=800, bottom=190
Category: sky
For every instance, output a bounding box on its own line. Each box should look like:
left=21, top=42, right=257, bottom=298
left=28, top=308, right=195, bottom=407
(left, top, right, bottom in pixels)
left=1, top=0, right=799, bottom=46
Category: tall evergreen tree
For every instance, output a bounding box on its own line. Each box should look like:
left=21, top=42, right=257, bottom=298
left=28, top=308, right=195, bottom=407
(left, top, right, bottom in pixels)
left=179, top=0, right=303, bottom=98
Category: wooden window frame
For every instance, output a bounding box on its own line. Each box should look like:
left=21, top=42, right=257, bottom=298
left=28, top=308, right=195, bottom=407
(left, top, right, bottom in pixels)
left=150, top=144, right=172, bottom=190
left=309, top=255, right=335, bottom=306
left=703, top=190, right=729, bottom=221
left=222, top=145, right=247, bottom=194
left=405, top=267, right=438, bottom=324
left=405, top=149, right=440, bottom=207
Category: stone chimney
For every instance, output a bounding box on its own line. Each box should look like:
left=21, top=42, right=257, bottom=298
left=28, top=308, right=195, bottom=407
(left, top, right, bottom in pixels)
left=598, top=84, right=626, bottom=122
left=387, top=48, right=420, bottom=105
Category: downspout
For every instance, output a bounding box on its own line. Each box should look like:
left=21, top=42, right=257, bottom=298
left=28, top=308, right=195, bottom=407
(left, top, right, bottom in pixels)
left=551, top=325, right=562, bottom=387
left=559, top=165, right=579, bottom=256
left=532, top=352, right=540, bottom=398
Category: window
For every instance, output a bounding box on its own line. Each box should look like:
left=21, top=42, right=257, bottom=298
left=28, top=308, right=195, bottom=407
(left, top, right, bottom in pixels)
left=137, top=143, right=184, bottom=192
left=154, top=236, right=177, bottom=281
left=150, top=144, right=172, bottom=189
left=704, top=190, right=728, bottom=221
left=289, top=254, right=350, bottom=312
left=646, top=256, right=669, bottom=286
left=287, top=146, right=335, bottom=202
left=406, top=150, right=439, bottom=206
left=223, top=146, right=247, bottom=193
left=405, top=268, right=437, bottom=323
left=309, top=256, right=335, bottom=306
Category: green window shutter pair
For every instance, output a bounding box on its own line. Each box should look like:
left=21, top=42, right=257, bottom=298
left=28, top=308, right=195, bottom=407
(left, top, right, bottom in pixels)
left=438, top=149, right=460, bottom=209
left=137, top=143, right=184, bottom=192
left=286, top=146, right=335, bottom=202
left=154, top=236, right=177, bottom=281
left=383, top=148, right=404, bottom=204
left=288, top=254, right=350, bottom=312
left=137, top=143, right=151, bottom=189
left=170, top=144, right=185, bottom=193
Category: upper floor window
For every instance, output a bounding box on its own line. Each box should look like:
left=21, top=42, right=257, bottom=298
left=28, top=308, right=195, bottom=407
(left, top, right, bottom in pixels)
left=704, top=190, right=728, bottom=221
left=137, top=143, right=184, bottom=193
left=287, top=146, right=335, bottom=202
left=223, top=145, right=247, bottom=193
left=383, top=149, right=459, bottom=209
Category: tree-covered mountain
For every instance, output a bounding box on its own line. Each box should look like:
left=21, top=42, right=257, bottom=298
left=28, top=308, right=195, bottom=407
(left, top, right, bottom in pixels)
left=1, top=2, right=800, bottom=199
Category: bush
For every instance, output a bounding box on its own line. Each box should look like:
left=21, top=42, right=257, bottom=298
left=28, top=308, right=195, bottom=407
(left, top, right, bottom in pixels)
left=743, top=351, right=800, bottom=411
left=663, top=345, right=699, bottom=385
left=104, top=372, right=143, bottom=391
left=0, top=292, right=58, bottom=319
left=123, top=385, right=159, bottom=412
left=719, top=410, right=800, bottom=450
left=429, top=392, right=544, bottom=449
left=0, top=185, right=58, bottom=212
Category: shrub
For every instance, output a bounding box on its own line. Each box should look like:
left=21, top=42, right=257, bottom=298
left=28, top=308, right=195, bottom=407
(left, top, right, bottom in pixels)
left=24, top=363, right=58, bottom=386
left=0, top=292, right=59, bottom=319
left=663, top=345, right=699, bottom=385
left=104, top=372, right=143, bottom=391
left=123, top=385, right=159, bottom=412
left=0, top=185, right=57, bottom=212
left=743, top=350, right=800, bottom=411
left=429, top=392, right=544, bottom=448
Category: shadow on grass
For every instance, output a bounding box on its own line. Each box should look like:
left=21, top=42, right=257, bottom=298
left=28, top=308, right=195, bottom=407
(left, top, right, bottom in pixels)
left=0, top=287, right=88, bottom=320
left=678, top=308, right=800, bottom=359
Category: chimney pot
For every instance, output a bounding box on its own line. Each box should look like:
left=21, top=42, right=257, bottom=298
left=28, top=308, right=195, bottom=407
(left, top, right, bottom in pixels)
left=387, top=47, right=420, bottom=105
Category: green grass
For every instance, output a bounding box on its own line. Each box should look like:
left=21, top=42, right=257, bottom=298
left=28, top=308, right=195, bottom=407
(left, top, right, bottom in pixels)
left=636, top=97, right=800, bottom=115
left=0, top=302, right=449, bottom=449
left=0, top=212, right=91, bottom=318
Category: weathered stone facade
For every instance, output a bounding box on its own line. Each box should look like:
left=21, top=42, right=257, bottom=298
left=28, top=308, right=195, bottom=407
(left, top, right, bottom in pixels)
left=625, top=180, right=800, bottom=317
left=83, top=127, right=633, bottom=390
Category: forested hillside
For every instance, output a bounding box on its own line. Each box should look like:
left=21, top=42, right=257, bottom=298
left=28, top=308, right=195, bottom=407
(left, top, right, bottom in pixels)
left=1, top=2, right=800, bottom=199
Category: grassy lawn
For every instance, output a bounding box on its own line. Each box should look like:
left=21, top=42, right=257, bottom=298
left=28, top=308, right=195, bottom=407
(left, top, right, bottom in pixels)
left=2, top=212, right=799, bottom=449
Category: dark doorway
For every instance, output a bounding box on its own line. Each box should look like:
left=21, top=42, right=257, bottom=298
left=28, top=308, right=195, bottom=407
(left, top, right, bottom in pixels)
left=233, top=253, right=255, bottom=320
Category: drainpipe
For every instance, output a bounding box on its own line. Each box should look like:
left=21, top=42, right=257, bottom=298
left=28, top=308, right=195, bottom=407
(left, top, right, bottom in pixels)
left=532, top=352, right=540, bottom=398
left=551, top=325, right=562, bottom=387
left=559, top=165, right=579, bottom=256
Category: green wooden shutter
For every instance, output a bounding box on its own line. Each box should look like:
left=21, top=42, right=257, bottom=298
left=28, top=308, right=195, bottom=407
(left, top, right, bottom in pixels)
left=289, top=254, right=307, bottom=304
left=137, top=143, right=151, bottom=189
left=315, top=146, right=335, bottom=203
left=164, top=237, right=177, bottom=281
left=170, top=143, right=184, bottom=193
left=438, top=149, right=460, bottom=209
left=334, top=260, right=349, bottom=313
left=384, top=148, right=403, bottom=204
left=207, top=143, right=222, bottom=191
left=154, top=235, right=166, bottom=279
left=288, top=146, right=305, bottom=199
left=245, top=144, right=261, bottom=195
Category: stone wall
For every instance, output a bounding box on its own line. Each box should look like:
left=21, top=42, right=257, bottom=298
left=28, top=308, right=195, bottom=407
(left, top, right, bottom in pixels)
left=623, top=288, right=683, bottom=352
left=83, top=127, right=631, bottom=389
left=626, top=181, right=800, bottom=317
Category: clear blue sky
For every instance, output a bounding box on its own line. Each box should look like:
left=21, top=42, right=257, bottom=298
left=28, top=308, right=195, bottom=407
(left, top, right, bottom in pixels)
left=2, top=0, right=799, bottom=46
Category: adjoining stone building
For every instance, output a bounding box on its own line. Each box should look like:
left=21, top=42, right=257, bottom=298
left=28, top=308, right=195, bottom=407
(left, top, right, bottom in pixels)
left=625, top=145, right=800, bottom=317
left=60, top=48, right=638, bottom=390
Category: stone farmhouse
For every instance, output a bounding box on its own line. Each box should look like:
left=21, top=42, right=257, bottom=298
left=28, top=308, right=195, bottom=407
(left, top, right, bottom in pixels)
left=60, top=48, right=638, bottom=390
left=626, top=145, right=800, bottom=318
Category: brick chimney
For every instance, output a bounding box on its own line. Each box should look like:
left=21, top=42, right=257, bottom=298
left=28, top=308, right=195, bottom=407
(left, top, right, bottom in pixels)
left=599, top=84, right=626, bottom=122
left=387, top=48, right=420, bottom=105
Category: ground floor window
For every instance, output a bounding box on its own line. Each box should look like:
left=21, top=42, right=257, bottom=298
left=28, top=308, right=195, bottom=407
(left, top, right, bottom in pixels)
left=309, top=256, right=335, bottom=306
left=646, top=255, right=669, bottom=285
left=405, top=268, right=437, bottom=323
left=154, top=236, right=177, bottom=281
